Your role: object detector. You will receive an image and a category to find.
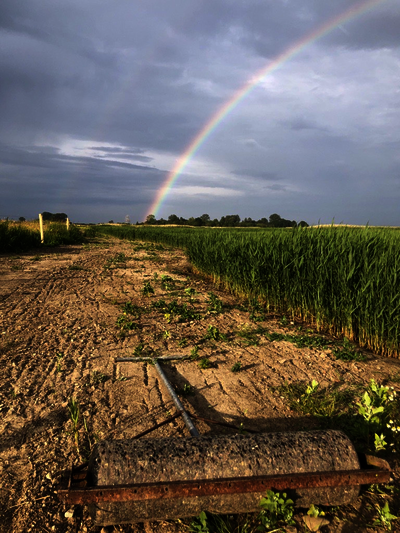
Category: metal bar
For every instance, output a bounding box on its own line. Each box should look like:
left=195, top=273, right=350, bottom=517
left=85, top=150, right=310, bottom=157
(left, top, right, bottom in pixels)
left=131, top=412, right=183, bottom=440
left=189, top=413, right=259, bottom=434
left=58, top=468, right=391, bottom=505
left=154, top=360, right=200, bottom=437
left=116, top=356, right=189, bottom=362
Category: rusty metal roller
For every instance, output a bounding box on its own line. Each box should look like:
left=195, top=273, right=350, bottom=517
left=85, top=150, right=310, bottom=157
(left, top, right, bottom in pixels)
left=88, top=429, right=360, bottom=525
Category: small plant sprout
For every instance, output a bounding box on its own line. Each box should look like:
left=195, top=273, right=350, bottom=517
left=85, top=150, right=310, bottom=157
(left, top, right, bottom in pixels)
left=205, top=325, right=221, bottom=341
left=190, top=346, right=200, bottom=360
left=304, top=504, right=329, bottom=531
left=163, top=329, right=171, bottom=340
left=374, top=433, right=387, bottom=452
left=207, top=292, right=223, bottom=314
left=55, top=352, right=63, bottom=372
left=231, top=361, right=242, bottom=373
left=306, top=379, right=319, bottom=395
left=373, top=501, right=397, bottom=530
left=68, top=397, right=80, bottom=449
left=178, top=338, right=188, bottom=348
left=141, top=281, right=154, bottom=296
left=185, top=287, right=197, bottom=300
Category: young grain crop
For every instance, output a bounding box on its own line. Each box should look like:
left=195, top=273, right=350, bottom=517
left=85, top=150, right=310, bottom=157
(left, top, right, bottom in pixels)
left=94, top=225, right=400, bottom=357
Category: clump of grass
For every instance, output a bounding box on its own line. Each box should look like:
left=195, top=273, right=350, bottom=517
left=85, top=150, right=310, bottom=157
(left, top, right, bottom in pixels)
left=198, top=358, right=212, bottom=369
left=190, top=346, right=200, bottom=360
left=231, top=361, right=242, bottom=372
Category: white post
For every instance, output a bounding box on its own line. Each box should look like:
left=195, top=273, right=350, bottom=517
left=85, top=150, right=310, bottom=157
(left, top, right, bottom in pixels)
left=66, top=218, right=70, bottom=231
left=39, top=213, right=44, bottom=244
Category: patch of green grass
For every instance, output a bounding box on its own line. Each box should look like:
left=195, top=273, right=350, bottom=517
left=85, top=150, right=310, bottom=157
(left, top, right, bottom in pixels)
left=204, top=325, right=226, bottom=342
left=334, top=337, right=367, bottom=361
left=178, top=338, right=188, bottom=348
left=104, top=252, right=128, bottom=270
left=265, top=330, right=331, bottom=349
left=153, top=298, right=201, bottom=322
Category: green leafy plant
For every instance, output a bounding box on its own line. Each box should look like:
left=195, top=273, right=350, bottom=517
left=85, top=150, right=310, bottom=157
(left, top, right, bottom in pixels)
left=205, top=325, right=223, bottom=341
left=121, top=301, right=142, bottom=317
left=231, top=361, right=242, bottom=373
left=185, top=287, right=197, bottom=300
left=257, top=489, right=295, bottom=530
left=161, top=274, right=175, bottom=290
left=372, top=502, right=397, bottom=530
left=178, top=337, right=188, bottom=347
left=116, top=313, right=137, bottom=331
left=142, top=281, right=155, bottom=296
left=189, top=511, right=209, bottom=533
left=207, top=292, right=223, bottom=314
left=357, top=392, right=385, bottom=424
left=374, top=433, right=387, bottom=451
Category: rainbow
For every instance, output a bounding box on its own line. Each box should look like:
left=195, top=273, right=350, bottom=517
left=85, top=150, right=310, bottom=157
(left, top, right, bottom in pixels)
left=147, top=0, right=387, bottom=218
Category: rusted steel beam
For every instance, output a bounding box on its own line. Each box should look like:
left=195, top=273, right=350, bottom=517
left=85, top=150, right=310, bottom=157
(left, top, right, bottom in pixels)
left=58, top=468, right=391, bottom=505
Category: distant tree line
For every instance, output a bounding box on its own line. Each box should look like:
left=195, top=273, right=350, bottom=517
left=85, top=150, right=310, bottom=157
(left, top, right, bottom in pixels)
left=41, top=211, right=68, bottom=222
left=143, top=213, right=308, bottom=228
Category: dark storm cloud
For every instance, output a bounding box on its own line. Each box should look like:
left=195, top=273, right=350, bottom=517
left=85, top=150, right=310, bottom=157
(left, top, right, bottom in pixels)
left=0, top=0, right=399, bottom=224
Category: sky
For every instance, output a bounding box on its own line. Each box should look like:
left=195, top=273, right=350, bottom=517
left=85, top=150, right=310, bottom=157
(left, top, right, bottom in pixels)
left=1, top=0, right=400, bottom=225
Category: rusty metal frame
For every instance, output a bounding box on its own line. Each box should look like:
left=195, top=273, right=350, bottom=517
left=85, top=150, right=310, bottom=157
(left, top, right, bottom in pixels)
left=58, top=466, right=391, bottom=505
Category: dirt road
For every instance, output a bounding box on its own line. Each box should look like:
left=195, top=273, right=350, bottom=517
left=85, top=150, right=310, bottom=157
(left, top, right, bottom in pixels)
left=1, top=237, right=399, bottom=532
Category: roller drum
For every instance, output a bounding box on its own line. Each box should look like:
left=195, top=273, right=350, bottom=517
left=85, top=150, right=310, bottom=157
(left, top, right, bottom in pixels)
left=88, top=429, right=360, bottom=525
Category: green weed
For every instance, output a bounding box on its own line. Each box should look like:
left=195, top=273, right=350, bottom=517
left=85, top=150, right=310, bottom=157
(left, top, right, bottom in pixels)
left=198, top=358, right=212, bottom=369
left=372, top=502, right=397, bottom=530
left=207, top=292, right=223, bottom=314
left=142, top=281, right=155, bottom=296
left=68, top=397, right=80, bottom=449
left=190, top=346, right=200, bottom=360
left=258, top=489, right=295, bottom=530
left=334, top=337, right=366, bottom=361
left=90, top=371, right=109, bottom=386
left=231, top=361, right=242, bottom=373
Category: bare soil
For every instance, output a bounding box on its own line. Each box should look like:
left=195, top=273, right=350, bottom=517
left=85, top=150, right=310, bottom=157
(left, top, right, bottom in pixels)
left=1, top=237, right=399, bottom=533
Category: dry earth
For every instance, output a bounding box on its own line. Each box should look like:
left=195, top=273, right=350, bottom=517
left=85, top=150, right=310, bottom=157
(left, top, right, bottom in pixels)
left=1, top=237, right=399, bottom=533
